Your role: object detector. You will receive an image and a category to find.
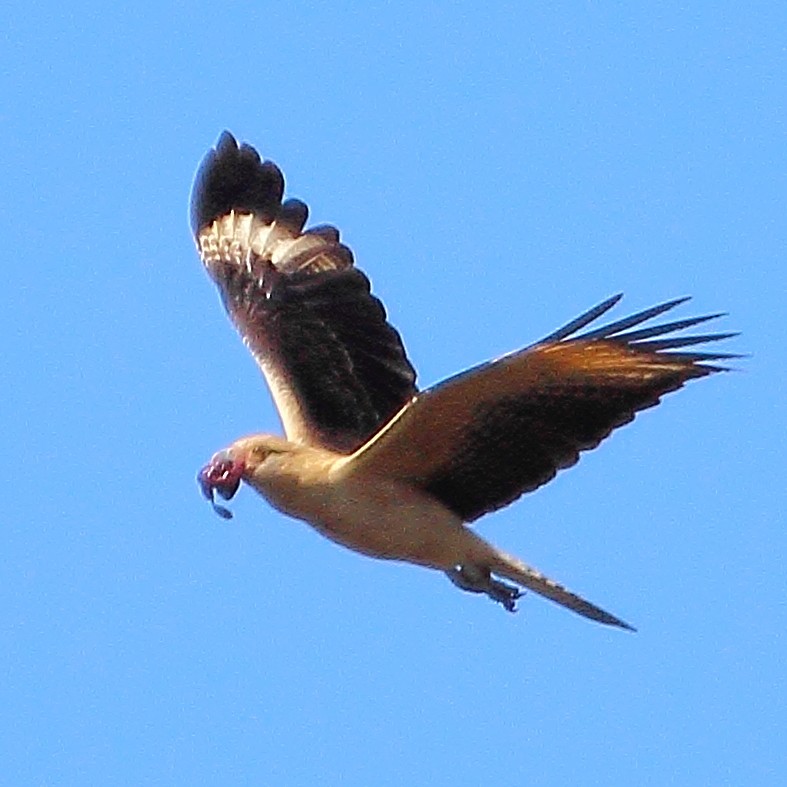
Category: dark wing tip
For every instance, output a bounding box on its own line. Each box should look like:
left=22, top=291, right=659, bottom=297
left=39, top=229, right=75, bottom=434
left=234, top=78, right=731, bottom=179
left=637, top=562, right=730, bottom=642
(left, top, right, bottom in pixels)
left=536, top=293, right=624, bottom=345
left=575, top=296, right=694, bottom=341
left=190, top=130, right=285, bottom=235
left=540, top=293, right=741, bottom=372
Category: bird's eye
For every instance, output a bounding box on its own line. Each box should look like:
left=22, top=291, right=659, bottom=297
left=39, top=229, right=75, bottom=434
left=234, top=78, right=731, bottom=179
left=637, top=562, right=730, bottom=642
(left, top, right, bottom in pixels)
left=252, top=445, right=279, bottom=461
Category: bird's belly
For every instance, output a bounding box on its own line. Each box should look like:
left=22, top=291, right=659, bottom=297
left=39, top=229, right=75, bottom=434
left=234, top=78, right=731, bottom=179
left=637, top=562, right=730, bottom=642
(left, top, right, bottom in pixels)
left=269, top=474, right=470, bottom=569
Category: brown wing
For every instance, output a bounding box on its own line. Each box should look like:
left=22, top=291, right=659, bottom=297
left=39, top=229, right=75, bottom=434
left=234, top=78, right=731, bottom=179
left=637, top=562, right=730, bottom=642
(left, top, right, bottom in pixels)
left=191, top=132, right=417, bottom=452
left=345, top=294, right=738, bottom=521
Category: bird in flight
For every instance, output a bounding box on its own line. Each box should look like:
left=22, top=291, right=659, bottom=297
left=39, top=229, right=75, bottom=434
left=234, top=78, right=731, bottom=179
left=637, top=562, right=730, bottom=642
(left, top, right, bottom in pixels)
left=192, top=131, right=737, bottom=630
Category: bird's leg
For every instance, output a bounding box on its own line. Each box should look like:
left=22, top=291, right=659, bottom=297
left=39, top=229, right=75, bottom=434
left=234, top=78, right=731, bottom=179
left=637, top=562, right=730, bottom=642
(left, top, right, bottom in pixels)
left=197, top=450, right=245, bottom=519
left=446, top=565, right=523, bottom=612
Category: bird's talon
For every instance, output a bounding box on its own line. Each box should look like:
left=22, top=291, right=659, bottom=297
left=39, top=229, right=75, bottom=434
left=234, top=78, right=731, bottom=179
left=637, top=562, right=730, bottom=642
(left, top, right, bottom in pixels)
left=488, top=580, right=522, bottom=613
left=447, top=566, right=523, bottom=612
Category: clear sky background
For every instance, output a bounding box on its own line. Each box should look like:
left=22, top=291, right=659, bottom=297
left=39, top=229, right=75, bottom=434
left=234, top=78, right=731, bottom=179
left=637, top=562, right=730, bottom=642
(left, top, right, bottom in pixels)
left=2, top=2, right=785, bottom=785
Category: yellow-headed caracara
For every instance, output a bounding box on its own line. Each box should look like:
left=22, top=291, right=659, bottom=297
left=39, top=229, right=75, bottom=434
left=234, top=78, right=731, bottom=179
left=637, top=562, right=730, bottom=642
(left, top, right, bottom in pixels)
left=192, top=132, right=738, bottom=630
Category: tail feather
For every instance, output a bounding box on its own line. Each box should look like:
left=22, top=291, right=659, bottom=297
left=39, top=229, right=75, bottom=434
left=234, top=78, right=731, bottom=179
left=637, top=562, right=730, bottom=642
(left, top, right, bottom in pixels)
left=491, top=552, right=636, bottom=631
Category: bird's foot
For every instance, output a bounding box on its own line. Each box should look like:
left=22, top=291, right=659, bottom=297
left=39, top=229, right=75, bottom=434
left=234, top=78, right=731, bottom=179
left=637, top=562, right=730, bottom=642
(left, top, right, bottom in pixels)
left=447, top=565, right=523, bottom=612
left=197, top=450, right=245, bottom=519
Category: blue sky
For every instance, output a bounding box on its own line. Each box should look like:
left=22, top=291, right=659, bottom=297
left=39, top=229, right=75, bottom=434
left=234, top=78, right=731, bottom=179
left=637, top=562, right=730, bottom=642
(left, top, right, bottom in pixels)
left=2, top=2, right=785, bottom=784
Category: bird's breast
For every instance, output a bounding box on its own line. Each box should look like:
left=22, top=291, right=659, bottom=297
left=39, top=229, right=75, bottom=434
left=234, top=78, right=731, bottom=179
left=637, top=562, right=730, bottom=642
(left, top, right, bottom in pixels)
left=254, top=468, right=472, bottom=569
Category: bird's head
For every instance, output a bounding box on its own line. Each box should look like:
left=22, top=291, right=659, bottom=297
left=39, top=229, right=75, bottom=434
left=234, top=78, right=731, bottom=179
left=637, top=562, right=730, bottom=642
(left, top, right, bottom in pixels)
left=197, top=434, right=295, bottom=519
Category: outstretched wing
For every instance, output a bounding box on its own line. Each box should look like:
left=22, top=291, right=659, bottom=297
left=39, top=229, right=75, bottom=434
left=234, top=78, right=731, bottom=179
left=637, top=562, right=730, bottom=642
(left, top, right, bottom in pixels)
left=191, top=132, right=417, bottom=452
left=345, top=294, right=738, bottom=521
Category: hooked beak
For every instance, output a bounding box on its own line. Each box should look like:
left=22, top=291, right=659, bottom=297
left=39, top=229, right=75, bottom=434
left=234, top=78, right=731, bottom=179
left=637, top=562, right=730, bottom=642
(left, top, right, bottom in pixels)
left=197, top=449, right=245, bottom=519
